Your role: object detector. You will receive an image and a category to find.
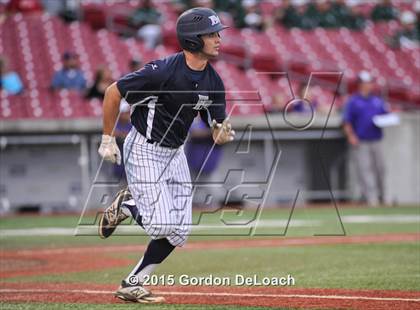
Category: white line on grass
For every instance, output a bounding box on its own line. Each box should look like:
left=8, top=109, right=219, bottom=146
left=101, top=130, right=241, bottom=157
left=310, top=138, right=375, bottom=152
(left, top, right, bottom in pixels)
left=1, top=215, right=419, bottom=237
left=0, top=288, right=419, bottom=302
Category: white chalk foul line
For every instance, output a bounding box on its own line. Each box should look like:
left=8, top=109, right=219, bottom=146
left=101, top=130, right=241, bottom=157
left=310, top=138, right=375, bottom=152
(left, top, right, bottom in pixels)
left=1, top=215, right=419, bottom=237
left=0, top=288, right=419, bottom=303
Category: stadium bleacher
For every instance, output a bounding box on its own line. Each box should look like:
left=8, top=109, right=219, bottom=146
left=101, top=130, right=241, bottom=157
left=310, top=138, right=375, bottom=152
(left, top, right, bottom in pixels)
left=1, top=0, right=419, bottom=120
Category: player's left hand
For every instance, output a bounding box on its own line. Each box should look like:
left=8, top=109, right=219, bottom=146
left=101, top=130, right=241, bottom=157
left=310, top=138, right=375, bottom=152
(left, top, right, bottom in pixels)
left=98, top=134, right=122, bottom=165
left=212, top=118, right=235, bottom=145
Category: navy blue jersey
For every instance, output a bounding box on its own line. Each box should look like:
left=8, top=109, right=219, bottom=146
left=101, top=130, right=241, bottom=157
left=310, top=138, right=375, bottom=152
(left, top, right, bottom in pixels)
left=117, top=52, right=226, bottom=148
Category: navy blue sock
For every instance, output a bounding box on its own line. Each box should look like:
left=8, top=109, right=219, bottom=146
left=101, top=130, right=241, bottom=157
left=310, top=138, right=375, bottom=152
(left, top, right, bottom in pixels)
left=126, top=205, right=143, bottom=228
left=134, top=238, right=175, bottom=273
left=124, top=238, right=175, bottom=285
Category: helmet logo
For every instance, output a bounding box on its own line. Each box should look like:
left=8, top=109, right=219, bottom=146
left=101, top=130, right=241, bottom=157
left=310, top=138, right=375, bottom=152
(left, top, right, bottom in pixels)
left=208, top=15, right=221, bottom=26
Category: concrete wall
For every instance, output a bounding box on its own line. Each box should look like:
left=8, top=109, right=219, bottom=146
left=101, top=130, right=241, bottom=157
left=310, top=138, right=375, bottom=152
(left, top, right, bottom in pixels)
left=382, top=112, right=420, bottom=205
left=0, top=144, right=82, bottom=212
left=0, top=112, right=418, bottom=214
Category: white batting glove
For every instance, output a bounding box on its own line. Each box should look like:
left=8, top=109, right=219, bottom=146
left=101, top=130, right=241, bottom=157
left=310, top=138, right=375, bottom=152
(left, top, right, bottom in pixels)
left=212, top=118, right=235, bottom=145
left=98, top=135, right=121, bottom=165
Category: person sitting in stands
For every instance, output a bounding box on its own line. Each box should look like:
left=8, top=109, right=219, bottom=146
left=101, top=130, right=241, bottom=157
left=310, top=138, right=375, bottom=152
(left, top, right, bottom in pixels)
left=274, top=0, right=303, bottom=29
left=130, top=0, right=162, bottom=49
left=128, top=58, right=143, bottom=73
left=0, top=57, right=23, bottom=95
left=389, top=11, right=419, bottom=49
left=86, top=66, right=114, bottom=100
left=371, top=0, right=398, bottom=22
left=51, top=51, right=86, bottom=92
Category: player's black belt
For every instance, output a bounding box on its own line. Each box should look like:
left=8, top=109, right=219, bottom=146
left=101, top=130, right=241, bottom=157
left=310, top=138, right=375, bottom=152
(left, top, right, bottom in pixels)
left=146, top=139, right=178, bottom=149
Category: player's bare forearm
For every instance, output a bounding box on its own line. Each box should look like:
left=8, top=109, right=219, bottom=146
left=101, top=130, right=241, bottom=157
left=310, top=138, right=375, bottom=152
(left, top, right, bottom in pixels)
left=343, top=122, right=354, bottom=139
left=343, top=122, right=359, bottom=146
left=102, top=82, right=122, bottom=136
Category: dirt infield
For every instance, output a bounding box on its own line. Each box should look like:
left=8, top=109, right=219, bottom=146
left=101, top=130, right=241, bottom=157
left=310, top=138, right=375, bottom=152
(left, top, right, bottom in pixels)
left=1, top=233, right=419, bottom=309
left=1, top=282, right=419, bottom=309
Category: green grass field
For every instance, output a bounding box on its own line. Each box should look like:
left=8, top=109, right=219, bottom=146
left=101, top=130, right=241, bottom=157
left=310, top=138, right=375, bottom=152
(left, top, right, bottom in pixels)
left=1, top=205, right=419, bottom=249
left=1, top=205, right=419, bottom=309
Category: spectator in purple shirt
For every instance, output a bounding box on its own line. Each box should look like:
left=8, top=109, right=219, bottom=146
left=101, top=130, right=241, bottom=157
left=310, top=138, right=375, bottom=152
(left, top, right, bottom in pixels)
left=343, top=71, right=389, bottom=206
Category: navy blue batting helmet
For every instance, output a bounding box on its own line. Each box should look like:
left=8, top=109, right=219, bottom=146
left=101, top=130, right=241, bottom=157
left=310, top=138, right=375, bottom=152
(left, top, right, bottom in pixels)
left=176, top=7, right=228, bottom=52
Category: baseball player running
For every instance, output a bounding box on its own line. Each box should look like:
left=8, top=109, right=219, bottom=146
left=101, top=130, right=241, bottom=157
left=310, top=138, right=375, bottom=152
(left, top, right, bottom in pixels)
left=97, top=7, right=234, bottom=303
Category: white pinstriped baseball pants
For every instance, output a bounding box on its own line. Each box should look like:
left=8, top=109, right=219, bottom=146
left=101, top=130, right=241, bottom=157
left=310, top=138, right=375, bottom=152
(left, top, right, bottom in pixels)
left=123, top=127, right=192, bottom=247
